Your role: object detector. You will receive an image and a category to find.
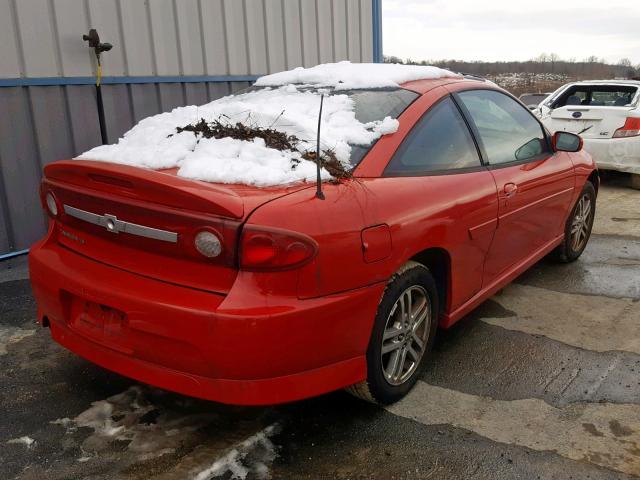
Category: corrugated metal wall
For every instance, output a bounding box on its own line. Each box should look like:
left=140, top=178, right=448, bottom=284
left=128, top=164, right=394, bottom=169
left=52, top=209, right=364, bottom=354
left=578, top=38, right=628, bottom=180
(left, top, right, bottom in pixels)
left=1, top=0, right=373, bottom=78
left=0, top=0, right=379, bottom=257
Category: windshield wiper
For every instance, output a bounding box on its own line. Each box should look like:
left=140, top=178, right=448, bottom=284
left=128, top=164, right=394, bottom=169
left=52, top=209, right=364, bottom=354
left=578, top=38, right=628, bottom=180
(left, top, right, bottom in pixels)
left=578, top=125, right=593, bottom=135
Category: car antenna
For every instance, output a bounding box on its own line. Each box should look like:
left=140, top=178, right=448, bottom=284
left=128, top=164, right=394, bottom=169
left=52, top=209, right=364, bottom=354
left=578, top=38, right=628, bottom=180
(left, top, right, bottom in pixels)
left=315, top=94, right=325, bottom=200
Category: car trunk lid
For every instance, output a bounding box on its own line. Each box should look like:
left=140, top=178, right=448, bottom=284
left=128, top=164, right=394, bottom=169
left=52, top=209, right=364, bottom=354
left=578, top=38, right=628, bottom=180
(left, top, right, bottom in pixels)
left=43, top=160, right=310, bottom=294
left=545, top=106, right=636, bottom=139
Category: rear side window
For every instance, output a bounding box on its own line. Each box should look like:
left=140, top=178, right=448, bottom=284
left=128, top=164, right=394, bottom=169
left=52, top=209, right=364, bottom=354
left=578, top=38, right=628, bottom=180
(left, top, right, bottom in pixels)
left=385, top=97, right=481, bottom=175
left=458, top=90, right=549, bottom=166
left=550, top=85, right=638, bottom=108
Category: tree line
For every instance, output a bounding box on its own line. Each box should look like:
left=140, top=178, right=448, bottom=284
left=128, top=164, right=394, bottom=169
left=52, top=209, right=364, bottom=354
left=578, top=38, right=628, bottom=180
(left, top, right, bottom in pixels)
left=384, top=54, right=640, bottom=81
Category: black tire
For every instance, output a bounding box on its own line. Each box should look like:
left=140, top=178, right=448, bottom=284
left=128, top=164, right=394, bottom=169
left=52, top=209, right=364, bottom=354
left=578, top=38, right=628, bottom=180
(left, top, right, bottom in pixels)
left=554, top=181, right=596, bottom=263
left=347, top=261, right=439, bottom=405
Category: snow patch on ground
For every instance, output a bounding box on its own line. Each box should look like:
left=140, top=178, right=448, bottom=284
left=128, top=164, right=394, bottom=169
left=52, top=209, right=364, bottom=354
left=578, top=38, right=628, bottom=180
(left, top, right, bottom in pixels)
left=0, top=325, right=35, bottom=355
left=255, top=61, right=458, bottom=90
left=7, top=436, right=35, bottom=448
left=76, top=82, right=399, bottom=187
left=51, top=386, right=216, bottom=462
left=192, top=424, right=280, bottom=480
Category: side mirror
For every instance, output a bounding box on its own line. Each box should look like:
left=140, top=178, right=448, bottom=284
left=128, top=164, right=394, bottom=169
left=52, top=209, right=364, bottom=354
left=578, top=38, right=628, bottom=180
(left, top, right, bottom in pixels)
left=552, top=131, right=583, bottom=153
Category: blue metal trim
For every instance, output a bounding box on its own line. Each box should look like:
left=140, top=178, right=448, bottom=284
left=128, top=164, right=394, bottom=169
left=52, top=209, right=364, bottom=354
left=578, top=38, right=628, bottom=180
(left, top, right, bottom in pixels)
left=0, top=248, right=29, bottom=261
left=372, top=0, right=383, bottom=63
left=0, top=75, right=261, bottom=88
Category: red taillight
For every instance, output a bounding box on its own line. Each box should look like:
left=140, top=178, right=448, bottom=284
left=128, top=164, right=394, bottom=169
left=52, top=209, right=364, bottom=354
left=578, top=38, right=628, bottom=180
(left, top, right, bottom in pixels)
left=613, top=117, right=640, bottom=138
left=240, top=226, right=318, bottom=271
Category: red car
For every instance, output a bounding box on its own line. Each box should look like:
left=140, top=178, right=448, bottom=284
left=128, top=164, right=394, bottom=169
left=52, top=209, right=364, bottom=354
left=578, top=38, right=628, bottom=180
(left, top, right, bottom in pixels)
left=30, top=76, right=598, bottom=405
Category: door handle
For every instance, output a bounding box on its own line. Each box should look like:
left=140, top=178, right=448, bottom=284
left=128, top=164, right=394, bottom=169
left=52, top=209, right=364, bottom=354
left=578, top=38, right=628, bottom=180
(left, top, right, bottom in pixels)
left=504, top=183, right=518, bottom=197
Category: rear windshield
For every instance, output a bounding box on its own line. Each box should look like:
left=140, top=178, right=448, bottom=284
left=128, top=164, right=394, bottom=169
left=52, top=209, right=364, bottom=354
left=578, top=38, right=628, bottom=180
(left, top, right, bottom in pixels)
left=345, top=88, right=419, bottom=166
left=548, top=85, right=638, bottom=108
left=245, top=86, right=419, bottom=167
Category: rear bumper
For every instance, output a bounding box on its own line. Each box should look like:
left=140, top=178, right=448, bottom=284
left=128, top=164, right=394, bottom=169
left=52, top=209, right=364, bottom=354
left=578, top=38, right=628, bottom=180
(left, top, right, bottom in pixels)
left=583, top=137, right=640, bottom=175
left=29, top=234, right=384, bottom=405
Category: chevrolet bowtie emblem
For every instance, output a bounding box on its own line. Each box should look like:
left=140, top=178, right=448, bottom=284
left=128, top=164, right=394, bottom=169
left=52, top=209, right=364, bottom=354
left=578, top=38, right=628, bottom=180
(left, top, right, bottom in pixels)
left=103, top=214, right=120, bottom=233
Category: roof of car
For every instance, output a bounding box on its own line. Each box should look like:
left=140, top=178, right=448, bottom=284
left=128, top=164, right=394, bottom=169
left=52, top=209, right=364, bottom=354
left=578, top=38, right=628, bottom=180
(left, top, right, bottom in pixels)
left=400, top=76, right=490, bottom=94
left=255, top=62, right=461, bottom=91
left=566, top=79, right=640, bottom=86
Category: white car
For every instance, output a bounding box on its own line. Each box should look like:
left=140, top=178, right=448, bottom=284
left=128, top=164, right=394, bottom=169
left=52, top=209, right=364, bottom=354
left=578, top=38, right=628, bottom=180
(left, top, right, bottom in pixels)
left=537, top=80, right=640, bottom=187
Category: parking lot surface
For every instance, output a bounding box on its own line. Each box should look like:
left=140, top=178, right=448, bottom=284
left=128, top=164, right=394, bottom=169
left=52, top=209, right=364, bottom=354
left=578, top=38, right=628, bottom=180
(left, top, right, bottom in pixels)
left=1, top=173, right=639, bottom=480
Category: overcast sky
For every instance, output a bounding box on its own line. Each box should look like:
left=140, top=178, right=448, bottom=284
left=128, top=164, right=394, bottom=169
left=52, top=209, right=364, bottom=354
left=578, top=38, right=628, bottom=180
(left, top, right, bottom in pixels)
left=382, top=0, right=640, bottom=65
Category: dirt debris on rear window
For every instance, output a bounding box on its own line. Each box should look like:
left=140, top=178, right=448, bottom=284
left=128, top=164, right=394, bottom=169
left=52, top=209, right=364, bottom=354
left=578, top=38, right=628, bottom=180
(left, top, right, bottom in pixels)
left=173, top=117, right=352, bottom=179
left=300, top=150, right=351, bottom=179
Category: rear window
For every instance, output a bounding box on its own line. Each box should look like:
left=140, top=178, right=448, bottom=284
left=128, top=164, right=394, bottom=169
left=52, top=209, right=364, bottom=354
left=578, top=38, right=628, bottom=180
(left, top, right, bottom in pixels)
left=245, top=86, right=419, bottom=167
left=344, top=88, right=419, bottom=165
left=549, top=85, right=638, bottom=108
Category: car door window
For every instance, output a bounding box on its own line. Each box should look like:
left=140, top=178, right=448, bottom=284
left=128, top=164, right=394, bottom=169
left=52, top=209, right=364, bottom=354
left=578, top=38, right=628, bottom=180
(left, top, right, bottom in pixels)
left=385, top=97, right=481, bottom=175
left=458, top=90, right=550, bottom=165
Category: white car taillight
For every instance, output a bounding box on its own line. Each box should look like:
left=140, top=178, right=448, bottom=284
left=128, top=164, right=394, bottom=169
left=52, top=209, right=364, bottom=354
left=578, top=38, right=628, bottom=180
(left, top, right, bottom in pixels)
left=194, top=230, right=223, bottom=258
left=613, top=118, right=640, bottom=138
left=45, top=192, right=59, bottom=217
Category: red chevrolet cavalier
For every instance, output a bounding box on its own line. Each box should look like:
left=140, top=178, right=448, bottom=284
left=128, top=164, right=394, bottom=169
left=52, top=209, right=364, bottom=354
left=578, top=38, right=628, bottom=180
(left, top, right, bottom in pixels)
left=30, top=72, right=598, bottom=405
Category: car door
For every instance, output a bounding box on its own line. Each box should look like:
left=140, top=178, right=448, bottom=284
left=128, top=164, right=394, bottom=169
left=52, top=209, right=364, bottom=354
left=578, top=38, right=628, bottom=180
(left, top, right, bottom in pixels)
left=381, top=95, right=499, bottom=311
left=454, top=89, right=576, bottom=283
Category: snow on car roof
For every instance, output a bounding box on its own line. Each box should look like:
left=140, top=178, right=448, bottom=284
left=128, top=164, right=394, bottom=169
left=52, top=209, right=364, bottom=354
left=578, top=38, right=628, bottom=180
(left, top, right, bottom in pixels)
left=255, top=61, right=459, bottom=90
left=76, top=80, right=401, bottom=187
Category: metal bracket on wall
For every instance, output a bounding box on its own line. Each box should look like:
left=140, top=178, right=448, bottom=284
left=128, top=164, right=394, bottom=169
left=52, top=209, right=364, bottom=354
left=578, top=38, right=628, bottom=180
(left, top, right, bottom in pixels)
left=83, top=29, right=113, bottom=145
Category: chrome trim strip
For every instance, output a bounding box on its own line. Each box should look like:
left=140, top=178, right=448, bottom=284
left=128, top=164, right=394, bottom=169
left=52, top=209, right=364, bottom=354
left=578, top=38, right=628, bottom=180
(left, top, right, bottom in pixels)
left=63, top=205, right=178, bottom=243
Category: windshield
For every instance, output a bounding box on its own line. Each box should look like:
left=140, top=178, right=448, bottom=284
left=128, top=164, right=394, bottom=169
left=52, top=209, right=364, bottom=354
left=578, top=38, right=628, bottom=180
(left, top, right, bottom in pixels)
left=519, top=94, right=549, bottom=106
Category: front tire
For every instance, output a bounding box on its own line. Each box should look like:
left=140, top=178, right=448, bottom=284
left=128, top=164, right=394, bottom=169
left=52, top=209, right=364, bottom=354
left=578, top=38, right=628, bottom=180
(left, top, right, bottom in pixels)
left=555, top=181, right=596, bottom=263
left=347, top=261, right=439, bottom=405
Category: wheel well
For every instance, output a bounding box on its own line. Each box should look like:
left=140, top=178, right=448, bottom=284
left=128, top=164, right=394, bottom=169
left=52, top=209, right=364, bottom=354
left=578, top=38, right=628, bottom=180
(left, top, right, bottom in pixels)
left=588, top=170, right=600, bottom=195
left=410, top=248, right=450, bottom=315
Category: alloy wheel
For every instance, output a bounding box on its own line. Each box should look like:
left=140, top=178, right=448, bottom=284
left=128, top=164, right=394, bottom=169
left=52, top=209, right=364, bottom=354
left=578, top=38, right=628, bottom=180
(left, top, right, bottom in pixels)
left=570, top=193, right=593, bottom=252
left=381, top=285, right=431, bottom=386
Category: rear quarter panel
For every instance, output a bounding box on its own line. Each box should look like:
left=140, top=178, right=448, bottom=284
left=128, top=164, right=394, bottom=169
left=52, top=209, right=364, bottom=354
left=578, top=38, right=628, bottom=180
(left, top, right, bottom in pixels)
left=242, top=181, right=372, bottom=299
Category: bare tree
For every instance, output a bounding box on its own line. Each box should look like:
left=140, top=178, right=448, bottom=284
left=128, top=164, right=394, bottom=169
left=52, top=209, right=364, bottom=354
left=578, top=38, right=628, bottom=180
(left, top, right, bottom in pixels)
left=534, top=53, right=549, bottom=63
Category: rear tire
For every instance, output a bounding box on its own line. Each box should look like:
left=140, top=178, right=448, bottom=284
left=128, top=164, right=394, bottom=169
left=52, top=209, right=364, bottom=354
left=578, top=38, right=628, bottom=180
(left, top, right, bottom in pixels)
left=554, top=181, right=596, bottom=263
left=346, top=261, right=439, bottom=405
